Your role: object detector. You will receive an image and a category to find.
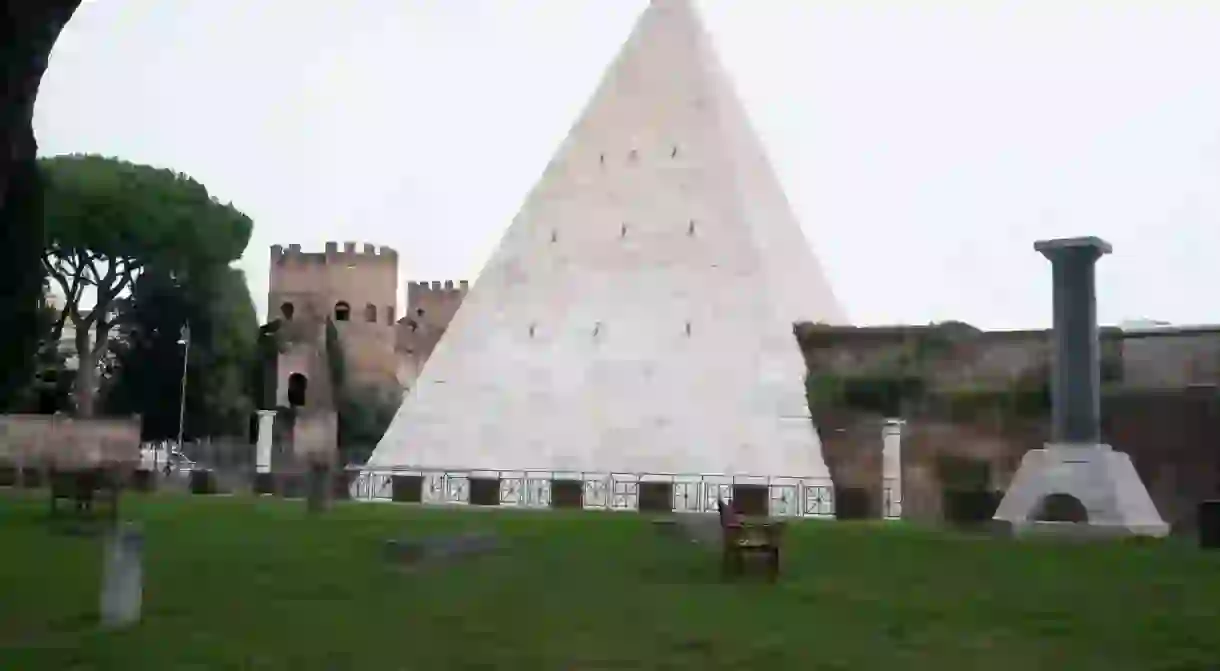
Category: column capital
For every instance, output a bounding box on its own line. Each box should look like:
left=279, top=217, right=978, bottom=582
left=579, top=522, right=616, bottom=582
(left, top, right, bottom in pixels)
left=1034, top=236, right=1112, bottom=262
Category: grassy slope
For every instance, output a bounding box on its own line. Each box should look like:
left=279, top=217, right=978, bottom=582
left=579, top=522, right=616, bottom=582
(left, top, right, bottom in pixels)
left=1, top=493, right=1218, bottom=670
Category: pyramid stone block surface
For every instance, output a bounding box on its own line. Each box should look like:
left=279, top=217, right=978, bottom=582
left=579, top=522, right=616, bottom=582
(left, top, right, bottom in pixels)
left=369, top=0, right=844, bottom=480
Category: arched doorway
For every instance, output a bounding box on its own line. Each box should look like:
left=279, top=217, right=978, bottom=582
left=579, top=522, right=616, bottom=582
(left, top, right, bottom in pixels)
left=287, top=373, right=308, bottom=408
left=1031, top=493, right=1088, bottom=523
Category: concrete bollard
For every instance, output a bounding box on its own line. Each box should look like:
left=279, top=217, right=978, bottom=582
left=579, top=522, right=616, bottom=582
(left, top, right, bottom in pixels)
left=100, top=522, right=143, bottom=629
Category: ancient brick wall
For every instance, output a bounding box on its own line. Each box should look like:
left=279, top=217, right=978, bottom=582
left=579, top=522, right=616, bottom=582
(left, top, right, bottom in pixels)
left=824, top=391, right=1220, bottom=532
left=396, top=280, right=469, bottom=389
left=0, top=414, right=141, bottom=469
left=1102, top=390, right=1220, bottom=531
left=1120, top=327, right=1220, bottom=388
left=798, top=323, right=1126, bottom=392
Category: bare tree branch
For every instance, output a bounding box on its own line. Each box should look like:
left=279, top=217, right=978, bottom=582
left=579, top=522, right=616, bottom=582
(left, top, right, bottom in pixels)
left=41, top=250, right=79, bottom=342
left=81, top=252, right=102, bottom=287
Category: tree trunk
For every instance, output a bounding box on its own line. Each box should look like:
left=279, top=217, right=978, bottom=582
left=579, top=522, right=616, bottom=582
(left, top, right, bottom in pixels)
left=0, top=0, right=82, bottom=407
left=72, top=315, right=113, bottom=417
left=71, top=316, right=96, bottom=416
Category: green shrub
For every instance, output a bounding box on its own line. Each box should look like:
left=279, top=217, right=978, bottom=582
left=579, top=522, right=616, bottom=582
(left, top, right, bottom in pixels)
left=942, top=490, right=1003, bottom=527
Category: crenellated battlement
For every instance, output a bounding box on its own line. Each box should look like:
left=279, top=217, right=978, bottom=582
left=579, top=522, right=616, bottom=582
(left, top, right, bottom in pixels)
left=271, top=241, right=398, bottom=264
left=406, top=280, right=469, bottom=311
left=407, top=280, right=470, bottom=294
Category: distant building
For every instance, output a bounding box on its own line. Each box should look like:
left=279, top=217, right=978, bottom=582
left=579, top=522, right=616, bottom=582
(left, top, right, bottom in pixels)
left=263, top=242, right=468, bottom=413
left=1119, top=319, right=1173, bottom=331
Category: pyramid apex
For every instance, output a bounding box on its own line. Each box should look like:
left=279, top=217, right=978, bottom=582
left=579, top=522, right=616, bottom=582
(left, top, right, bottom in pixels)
left=367, top=0, right=843, bottom=480
left=648, top=0, right=698, bottom=12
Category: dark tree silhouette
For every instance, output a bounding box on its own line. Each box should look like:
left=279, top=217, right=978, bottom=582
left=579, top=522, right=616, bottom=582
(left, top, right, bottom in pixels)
left=0, top=0, right=83, bottom=407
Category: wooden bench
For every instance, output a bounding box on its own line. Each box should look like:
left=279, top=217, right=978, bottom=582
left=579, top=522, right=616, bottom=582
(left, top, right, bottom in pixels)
left=717, top=498, right=785, bottom=581
left=49, top=467, right=121, bottom=520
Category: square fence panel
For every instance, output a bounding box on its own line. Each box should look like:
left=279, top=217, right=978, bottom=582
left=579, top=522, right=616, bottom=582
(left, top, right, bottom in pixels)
left=346, top=468, right=837, bottom=519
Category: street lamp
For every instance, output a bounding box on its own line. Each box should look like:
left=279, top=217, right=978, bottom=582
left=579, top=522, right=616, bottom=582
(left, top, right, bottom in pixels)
left=176, top=323, right=191, bottom=458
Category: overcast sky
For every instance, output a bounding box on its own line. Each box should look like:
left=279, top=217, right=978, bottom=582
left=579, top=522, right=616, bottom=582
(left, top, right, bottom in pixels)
left=35, top=0, right=1220, bottom=329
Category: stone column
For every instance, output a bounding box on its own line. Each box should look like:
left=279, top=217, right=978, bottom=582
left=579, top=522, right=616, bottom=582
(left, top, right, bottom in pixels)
left=993, top=236, right=1167, bottom=537
left=1034, top=236, right=1111, bottom=445
left=256, top=409, right=276, bottom=474
left=881, top=419, right=903, bottom=519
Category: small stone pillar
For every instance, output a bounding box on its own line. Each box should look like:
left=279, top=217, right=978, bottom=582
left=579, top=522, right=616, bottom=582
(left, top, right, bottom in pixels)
left=881, top=419, right=903, bottom=519
left=100, top=523, right=143, bottom=629
left=256, top=410, right=276, bottom=474
left=993, top=237, right=1168, bottom=537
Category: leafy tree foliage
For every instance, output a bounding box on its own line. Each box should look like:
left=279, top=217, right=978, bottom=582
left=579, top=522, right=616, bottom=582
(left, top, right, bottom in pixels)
left=337, top=385, right=401, bottom=465
left=324, top=316, right=400, bottom=463
left=104, top=266, right=259, bottom=441
left=0, top=0, right=82, bottom=407
left=40, top=154, right=252, bottom=416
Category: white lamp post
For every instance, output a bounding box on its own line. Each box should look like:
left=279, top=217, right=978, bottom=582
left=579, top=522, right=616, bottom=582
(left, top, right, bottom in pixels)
left=176, top=323, right=191, bottom=456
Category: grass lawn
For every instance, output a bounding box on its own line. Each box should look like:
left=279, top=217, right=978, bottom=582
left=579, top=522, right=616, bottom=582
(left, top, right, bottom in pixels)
left=2, top=492, right=1218, bottom=670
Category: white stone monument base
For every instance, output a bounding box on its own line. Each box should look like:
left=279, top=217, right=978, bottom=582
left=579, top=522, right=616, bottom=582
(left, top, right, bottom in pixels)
left=993, top=444, right=1169, bottom=538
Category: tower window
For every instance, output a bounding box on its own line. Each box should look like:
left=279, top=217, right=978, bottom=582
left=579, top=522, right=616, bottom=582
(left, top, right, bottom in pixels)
left=551, top=230, right=558, bottom=243
left=334, top=301, right=351, bottom=322
left=671, top=146, right=679, bottom=158
left=365, top=303, right=378, bottom=323
left=386, top=306, right=395, bottom=325
left=628, top=149, right=638, bottom=162
left=280, top=302, right=295, bottom=321
left=599, top=153, right=605, bottom=166
left=416, top=308, right=425, bottom=318
left=529, top=323, right=536, bottom=338
left=688, top=220, right=696, bottom=236
left=621, top=223, right=628, bottom=238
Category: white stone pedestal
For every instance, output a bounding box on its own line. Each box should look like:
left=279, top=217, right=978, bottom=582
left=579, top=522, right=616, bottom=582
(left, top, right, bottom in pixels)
left=993, top=444, right=1169, bottom=537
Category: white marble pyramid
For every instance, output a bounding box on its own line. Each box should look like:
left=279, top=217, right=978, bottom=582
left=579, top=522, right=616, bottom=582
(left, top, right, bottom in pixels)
left=368, top=0, right=845, bottom=481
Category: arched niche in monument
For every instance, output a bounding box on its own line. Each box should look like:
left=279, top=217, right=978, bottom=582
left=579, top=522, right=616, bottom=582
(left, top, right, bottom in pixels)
left=287, top=373, right=308, bottom=408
